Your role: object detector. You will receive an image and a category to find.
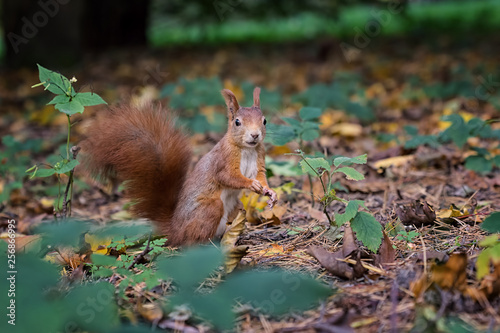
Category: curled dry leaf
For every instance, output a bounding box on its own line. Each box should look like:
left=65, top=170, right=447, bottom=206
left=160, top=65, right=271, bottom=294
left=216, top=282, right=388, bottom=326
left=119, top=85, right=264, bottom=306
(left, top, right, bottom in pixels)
left=221, top=210, right=249, bottom=273
left=225, top=245, right=250, bottom=274
left=306, top=225, right=365, bottom=280
left=221, top=210, right=247, bottom=250
left=396, top=200, right=436, bottom=227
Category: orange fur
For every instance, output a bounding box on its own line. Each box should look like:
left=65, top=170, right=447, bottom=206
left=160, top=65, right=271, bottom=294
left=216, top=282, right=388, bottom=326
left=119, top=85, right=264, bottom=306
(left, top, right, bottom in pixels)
left=80, top=88, right=276, bottom=246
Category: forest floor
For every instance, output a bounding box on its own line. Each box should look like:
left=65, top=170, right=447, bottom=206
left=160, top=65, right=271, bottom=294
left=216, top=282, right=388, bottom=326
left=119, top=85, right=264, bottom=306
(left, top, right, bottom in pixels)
left=1, top=37, right=500, bottom=332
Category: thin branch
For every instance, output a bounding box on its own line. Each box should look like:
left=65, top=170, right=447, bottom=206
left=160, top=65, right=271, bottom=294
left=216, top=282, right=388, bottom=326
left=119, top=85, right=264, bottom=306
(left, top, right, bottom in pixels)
left=127, top=233, right=153, bottom=270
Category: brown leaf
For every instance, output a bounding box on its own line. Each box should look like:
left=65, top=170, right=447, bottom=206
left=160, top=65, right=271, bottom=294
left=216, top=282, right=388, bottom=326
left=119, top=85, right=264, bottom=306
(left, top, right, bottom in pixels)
left=377, top=231, right=395, bottom=266
left=431, top=253, right=467, bottom=291
left=396, top=200, right=436, bottom=227
left=307, top=245, right=354, bottom=280
left=306, top=225, right=365, bottom=279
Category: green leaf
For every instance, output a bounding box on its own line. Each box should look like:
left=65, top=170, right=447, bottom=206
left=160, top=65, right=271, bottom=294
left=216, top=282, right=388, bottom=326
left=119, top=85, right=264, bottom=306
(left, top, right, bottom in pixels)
left=351, top=211, right=383, bottom=252
left=219, top=270, right=332, bottom=315
left=476, top=248, right=491, bottom=279
left=32, top=168, right=56, bottom=178
left=91, top=254, right=118, bottom=266
left=35, top=219, right=92, bottom=248
left=479, top=234, right=499, bottom=247
left=334, top=167, right=364, bottom=181
left=442, top=114, right=468, bottom=148
left=405, top=135, right=441, bottom=149
left=282, top=117, right=302, bottom=129
left=37, top=64, right=73, bottom=95
left=72, top=92, right=107, bottom=107
left=301, top=128, right=320, bottom=141
left=300, top=157, right=330, bottom=177
left=333, top=154, right=367, bottom=167
left=175, top=293, right=235, bottom=330
left=93, top=267, right=114, bottom=278
left=334, top=200, right=363, bottom=226
left=54, top=159, right=79, bottom=174
left=55, top=100, right=84, bottom=115
left=264, top=123, right=297, bottom=146
left=299, top=107, right=322, bottom=120
left=156, top=245, right=223, bottom=289
left=47, top=94, right=70, bottom=105
left=65, top=282, right=119, bottom=331
left=482, top=212, right=500, bottom=233
left=465, top=155, right=493, bottom=174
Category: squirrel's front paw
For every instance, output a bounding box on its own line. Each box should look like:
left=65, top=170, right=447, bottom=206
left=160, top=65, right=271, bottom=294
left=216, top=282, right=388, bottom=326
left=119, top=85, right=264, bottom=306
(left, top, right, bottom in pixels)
left=263, top=187, right=278, bottom=208
left=249, top=179, right=263, bottom=194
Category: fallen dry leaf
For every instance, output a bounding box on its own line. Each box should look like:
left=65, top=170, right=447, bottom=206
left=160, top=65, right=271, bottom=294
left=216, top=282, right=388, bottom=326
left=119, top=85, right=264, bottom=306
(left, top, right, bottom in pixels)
left=396, top=200, right=436, bottom=227
left=306, top=225, right=365, bottom=279
left=371, top=155, right=415, bottom=170
left=376, top=231, right=395, bottom=266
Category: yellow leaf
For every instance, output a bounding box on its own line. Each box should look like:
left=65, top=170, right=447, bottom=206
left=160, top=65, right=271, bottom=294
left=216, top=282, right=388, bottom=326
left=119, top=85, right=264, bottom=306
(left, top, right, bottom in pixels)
left=436, top=204, right=468, bottom=219
left=85, top=233, right=112, bottom=254
left=224, top=245, right=249, bottom=274
left=331, top=123, right=363, bottom=138
left=223, top=79, right=244, bottom=101
left=40, top=197, right=54, bottom=209
left=221, top=210, right=247, bottom=250
left=372, top=155, right=415, bottom=170
left=257, top=243, right=285, bottom=257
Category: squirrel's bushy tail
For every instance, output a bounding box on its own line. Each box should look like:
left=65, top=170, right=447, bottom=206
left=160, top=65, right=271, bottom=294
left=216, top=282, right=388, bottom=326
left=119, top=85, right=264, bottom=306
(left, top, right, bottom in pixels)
left=80, top=104, right=191, bottom=226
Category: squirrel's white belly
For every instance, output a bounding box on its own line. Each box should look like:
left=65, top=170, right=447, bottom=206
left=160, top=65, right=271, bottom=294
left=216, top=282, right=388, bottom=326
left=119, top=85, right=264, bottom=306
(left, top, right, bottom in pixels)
left=216, top=148, right=259, bottom=236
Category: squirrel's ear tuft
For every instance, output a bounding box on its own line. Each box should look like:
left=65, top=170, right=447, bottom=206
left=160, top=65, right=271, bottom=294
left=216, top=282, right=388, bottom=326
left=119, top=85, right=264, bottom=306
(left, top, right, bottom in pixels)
left=253, top=87, right=261, bottom=108
left=221, top=89, right=240, bottom=120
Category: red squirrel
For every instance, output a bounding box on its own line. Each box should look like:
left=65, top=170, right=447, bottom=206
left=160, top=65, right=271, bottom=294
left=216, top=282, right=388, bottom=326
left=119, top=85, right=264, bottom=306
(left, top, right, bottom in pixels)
left=81, top=87, right=277, bottom=246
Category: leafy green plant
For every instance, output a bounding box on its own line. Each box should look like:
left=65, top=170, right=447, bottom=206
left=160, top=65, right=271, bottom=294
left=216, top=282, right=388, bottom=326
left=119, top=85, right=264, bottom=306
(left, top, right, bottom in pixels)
left=265, top=106, right=322, bottom=146
left=291, top=150, right=383, bottom=252
left=292, top=73, right=375, bottom=122
left=404, top=125, right=441, bottom=149
left=4, top=219, right=330, bottom=331
left=396, top=230, right=419, bottom=244
left=394, top=114, right=500, bottom=174
left=156, top=246, right=331, bottom=329
left=27, top=65, right=107, bottom=218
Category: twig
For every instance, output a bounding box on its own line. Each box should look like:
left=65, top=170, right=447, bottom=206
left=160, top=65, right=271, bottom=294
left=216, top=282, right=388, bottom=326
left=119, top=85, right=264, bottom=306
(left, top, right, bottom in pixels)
left=127, top=233, right=153, bottom=270
left=62, top=146, right=80, bottom=219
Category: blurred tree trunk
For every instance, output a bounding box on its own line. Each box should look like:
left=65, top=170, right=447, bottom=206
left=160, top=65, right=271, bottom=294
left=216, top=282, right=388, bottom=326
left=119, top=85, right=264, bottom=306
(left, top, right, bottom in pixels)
left=1, top=0, right=150, bottom=69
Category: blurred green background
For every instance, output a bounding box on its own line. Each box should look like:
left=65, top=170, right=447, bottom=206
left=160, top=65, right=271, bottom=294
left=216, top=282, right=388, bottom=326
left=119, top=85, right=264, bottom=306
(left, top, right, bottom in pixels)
left=1, top=0, right=499, bottom=68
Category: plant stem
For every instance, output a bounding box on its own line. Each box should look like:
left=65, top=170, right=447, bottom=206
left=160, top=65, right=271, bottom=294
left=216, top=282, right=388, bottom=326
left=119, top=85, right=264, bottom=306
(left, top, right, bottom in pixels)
left=66, top=115, right=71, bottom=160
left=307, top=174, right=315, bottom=208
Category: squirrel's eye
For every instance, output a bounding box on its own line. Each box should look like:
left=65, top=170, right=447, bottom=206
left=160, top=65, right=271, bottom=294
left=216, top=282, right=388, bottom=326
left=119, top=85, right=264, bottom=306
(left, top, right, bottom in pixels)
left=263, top=119, right=267, bottom=125
left=235, top=119, right=241, bottom=126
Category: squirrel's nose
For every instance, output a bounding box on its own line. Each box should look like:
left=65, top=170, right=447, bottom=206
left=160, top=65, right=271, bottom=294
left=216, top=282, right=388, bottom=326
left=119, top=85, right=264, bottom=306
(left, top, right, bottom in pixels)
left=251, top=133, right=260, bottom=139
